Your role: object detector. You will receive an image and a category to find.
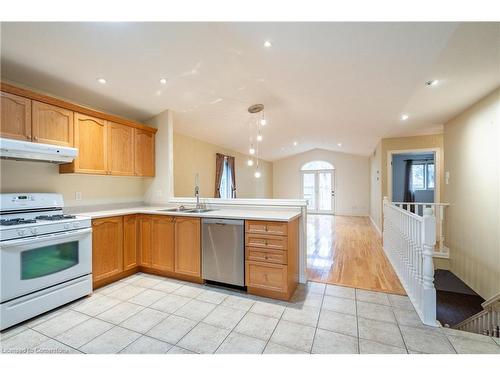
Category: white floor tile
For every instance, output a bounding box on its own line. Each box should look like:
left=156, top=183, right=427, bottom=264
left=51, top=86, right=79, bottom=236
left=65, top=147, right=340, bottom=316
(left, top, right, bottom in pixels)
left=149, top=294, right=191, bottom=314
left=356, top=289, right=391, bottom=306
left=270, top=320, right=316, bottom=352
left=120, top=336, right=172, bottom=354
left=174, top=299, right=217, bottom=321
left=202, top=305, right=247, bottom=330
left=357, top=317, right=405, bottom=348
left=322, top=295, right=356, bottom=315
left=234, top=312, right=279, bottom=341
left=177, top=322, right=230, bottom=354
left=359, top=339, right=407, bottom=354
left=146, top=314, right=197, bottom=345
left=56, top=318, right=113, bottom=348
left=325, top=284, right=356, bottom=299
left=282, top=305, right=320, bottom=327
left=318, top=309, right=358, bottom=337
left=119, top=308, right=169, bottom=334
left=31, top=310, right=89, bottom=337
left=80, top=326, right=141, bottom=354
left=127, top=289, right=167, bottom=307
left=311, top=328, right=359, bottom=354
left=356, top=301, right=396, bottom=323
left=216, top=332, right=266, bottom=354
left=96, top=302, right=144, bottom=324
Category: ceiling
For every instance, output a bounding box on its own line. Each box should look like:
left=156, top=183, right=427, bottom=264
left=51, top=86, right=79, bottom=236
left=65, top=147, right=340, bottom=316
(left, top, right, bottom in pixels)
left=1, top=22, right=498, bottom=160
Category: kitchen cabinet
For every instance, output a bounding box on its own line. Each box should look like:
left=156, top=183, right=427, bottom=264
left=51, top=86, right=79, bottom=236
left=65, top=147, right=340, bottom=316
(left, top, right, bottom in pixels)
left=32, top=101, right=74, bottom=147
left=107, top=121, right=135, bottom=176
left=0, top=91, right=31, bottom=141
left=174, top=217, right=201, bottom=277
left=123, top=215, right=138, bottom=271
left=60, top=113, right=107, bottom=174
left=134, top=129, right=155, bottom=177
left=2, top=84, right=157, bottom=177
left=92, top=216, right=124, bottom=283
left=151, top=216, right=175, bottom=271
left=245, top=219, right=299, bottom=301
left=138, top=214, right=152, bottom=267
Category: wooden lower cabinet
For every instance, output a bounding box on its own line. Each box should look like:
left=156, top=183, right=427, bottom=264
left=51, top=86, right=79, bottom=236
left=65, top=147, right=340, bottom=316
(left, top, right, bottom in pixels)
left=245, top=219, right=299, bottom=301
left=137, top=215, right=152, bottom=267
left=123, top=215, right=138, bottom=271
left=151, top=216, right=175, bottom=271
left=92, top=216, right=124, bottom=284
left=174, top=217, right=201, bottom=277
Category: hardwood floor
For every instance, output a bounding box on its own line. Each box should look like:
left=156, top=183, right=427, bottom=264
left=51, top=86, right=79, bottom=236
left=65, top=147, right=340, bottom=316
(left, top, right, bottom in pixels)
left=307, top=214, right=406, bottom=295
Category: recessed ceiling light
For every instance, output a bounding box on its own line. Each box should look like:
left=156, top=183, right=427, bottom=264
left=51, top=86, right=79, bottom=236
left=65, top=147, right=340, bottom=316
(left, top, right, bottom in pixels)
left=97, top=78, right=107, bottom=84
left=160, top=78, right=167, bottom=85
left=337, top=143, right=342, bottom=147
left=293, top=141, right=298, bottom=146
left=401, top=114, right=409, bottom=121
left=264, top=40, right=272, bottom=48
left=425, top=79, right=439, bottom=86
left=155, top=90, right=162, bottom=96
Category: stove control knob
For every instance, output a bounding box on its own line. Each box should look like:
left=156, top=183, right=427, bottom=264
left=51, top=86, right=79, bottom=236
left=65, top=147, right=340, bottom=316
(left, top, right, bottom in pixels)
left=31, top=228, right=38, bottom=234
left=73, top=222, right=80, bottom=228
left=64, top=224, right=70, bottom=229
left=17, top=229, right=26, bottom=236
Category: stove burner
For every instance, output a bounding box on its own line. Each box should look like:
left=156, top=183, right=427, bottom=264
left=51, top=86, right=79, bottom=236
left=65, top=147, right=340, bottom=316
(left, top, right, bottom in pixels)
left=0, top=218, right=37, bottom=226
left=35, top=214, right=77, bottom=221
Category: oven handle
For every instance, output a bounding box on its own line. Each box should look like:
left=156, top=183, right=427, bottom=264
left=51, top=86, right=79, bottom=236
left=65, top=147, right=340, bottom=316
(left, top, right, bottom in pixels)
left=0, top=227, right=92, bottom=248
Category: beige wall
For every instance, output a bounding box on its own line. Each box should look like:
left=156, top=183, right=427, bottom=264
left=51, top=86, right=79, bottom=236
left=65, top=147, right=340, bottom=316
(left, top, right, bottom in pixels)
left=443, top=88, right=500, bottom=299
left=369, top=141, right=383, bottom=232
left=0, top=160, right=148, bottom=206
left=173, top=132, right=273, bottom=199
left=273, top=149, right=370, bottom=216
left=369, top=134, right=445, bottom=228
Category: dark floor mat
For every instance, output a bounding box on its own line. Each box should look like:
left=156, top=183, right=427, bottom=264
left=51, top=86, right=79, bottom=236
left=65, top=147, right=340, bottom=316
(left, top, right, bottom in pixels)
left=437, top=290, right=484, bottom=327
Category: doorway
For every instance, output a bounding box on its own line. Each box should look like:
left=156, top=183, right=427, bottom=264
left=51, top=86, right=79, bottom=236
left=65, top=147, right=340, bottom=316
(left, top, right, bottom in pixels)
left=301, top=161, right=335, bottom=214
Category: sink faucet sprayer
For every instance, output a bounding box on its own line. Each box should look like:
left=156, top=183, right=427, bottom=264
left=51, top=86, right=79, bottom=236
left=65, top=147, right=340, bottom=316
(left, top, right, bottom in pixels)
left=195, top=173, right=201, bottom=209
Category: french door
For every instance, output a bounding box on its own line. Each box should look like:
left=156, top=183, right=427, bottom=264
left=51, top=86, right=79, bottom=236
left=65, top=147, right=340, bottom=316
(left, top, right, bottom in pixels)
left=302, top=169, right=335, bottom=214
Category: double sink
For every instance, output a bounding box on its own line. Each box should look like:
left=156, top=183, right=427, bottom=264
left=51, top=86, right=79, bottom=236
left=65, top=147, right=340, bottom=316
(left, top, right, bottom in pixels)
left=157, top=206, right=216, bottom=214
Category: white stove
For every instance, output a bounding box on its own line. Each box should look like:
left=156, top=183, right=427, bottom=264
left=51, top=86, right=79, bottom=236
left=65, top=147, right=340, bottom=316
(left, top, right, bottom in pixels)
left=0, top=193, right=92, bottom=330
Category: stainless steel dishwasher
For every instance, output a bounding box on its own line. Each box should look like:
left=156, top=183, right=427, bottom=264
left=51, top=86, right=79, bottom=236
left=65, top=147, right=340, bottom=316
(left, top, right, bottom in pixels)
left=202, top=218, right=244, bottom=287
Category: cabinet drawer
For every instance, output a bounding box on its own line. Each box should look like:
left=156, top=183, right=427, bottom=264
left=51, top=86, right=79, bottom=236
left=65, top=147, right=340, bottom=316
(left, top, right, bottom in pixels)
left=246, top=247, right=287, bottom=265
left=245, top=220, right=288, bottom=236
left=245, top=233, right=287, bottom=251
left=245, top=261, right=287, bottom=292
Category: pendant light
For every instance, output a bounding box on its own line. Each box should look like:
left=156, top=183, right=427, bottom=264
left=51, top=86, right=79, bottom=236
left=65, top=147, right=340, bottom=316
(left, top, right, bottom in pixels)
left=247, top=104, right=267, bottom=178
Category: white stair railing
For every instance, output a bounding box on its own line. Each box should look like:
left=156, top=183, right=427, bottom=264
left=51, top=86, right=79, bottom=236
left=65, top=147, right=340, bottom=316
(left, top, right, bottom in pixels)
left=392, top=202, right=450, bottom=258
left=453, top=293, right=500, bottom=337
left=383, top=197, right=438, bottom=326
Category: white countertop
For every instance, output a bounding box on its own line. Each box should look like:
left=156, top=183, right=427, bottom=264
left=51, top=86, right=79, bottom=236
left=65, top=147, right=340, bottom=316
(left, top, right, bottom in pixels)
left=73, top=205, right=302, bottom=222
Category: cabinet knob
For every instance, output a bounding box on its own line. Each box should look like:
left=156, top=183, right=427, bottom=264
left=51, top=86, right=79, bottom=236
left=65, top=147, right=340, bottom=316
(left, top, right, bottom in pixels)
left=26, top=135, right=31, bottom=140
left=33, top=136, right=38, bottom=141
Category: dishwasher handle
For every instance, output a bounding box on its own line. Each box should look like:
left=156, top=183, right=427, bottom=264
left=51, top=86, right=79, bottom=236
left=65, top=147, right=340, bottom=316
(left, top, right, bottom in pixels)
left=202, top=218, right=244, bottom=226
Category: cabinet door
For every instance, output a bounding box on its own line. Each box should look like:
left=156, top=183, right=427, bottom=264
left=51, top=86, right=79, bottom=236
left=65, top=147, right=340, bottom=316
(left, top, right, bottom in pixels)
left=0, top=92, right=31, bottom=141
left=92, top=216, right=124, bottom=283
left=151, top=216, right=175, bottom=271
left=138, top=215, right=152, bottom=267
left=123, top=215, right=138, bottom=271
left=174, top=217, right=201, bottom=277
left=107, top=121, right=135, bottom=175
left=32, top=101, right=74, bottom=146
left=134, top=129, right=155, bottom=176
left=72, top=113, right=107, bottom=174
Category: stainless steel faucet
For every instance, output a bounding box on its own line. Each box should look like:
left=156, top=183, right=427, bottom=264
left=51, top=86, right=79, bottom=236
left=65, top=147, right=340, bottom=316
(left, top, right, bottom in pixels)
left=195, top=173, right=201, bottom=209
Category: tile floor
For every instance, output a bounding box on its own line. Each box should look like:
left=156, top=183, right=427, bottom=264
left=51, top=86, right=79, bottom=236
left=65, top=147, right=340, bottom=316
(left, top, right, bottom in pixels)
left=1, top=273, right=499, bottom=354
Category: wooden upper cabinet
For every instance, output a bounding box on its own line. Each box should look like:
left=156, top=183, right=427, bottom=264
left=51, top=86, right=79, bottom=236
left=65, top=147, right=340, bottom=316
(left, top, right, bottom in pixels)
left=31, top=101, right=74, bottom=147
left=174, top=217, right=201, bottom=277
left=60, top=113, right=107, bottom=174
left=138, top=215, right=152, bottom=267
left=107, top=121, right=135, bottom=176
left=123, top=215, right=138, bottom=271
left=92, top=216, right=124, bottom=283
left=0, top=92, right=31, bottom=141
left=135, top=129, right=155, bottom=177
left=151, top=216, right=175, bottom=271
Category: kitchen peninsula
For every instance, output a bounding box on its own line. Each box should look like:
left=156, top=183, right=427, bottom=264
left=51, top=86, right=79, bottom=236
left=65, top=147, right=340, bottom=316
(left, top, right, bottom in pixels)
left=72, top=203, right=304, bottom=301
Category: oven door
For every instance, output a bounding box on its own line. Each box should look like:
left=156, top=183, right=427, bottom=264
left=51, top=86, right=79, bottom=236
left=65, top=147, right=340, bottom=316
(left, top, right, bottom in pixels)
left=0, top=227, right=92, bottom=302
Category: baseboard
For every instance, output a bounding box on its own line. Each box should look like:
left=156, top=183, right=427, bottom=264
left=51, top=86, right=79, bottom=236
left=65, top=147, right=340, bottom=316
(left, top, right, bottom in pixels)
left=369, top=215, right=382, bottom=237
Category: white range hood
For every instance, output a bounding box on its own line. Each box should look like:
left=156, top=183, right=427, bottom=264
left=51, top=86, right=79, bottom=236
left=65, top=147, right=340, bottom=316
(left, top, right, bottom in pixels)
left=0, top=137, right=78, bottom=164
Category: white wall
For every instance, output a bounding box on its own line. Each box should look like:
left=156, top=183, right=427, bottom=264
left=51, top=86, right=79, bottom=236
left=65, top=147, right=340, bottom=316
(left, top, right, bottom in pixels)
left=144, top=110, right=173, bottom=204
left=273, top=149, right=370, bottom=216
left=443, top=88, right=500, bottom=299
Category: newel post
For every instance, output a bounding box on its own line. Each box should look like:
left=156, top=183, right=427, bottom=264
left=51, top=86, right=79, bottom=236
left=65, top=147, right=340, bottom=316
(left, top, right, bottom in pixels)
left=421, top=207, right=437, bottom=325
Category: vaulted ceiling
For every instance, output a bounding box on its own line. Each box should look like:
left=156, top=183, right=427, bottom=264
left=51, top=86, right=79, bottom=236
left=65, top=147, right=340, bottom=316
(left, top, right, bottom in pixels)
left=1, top=22, right=498, bottom=159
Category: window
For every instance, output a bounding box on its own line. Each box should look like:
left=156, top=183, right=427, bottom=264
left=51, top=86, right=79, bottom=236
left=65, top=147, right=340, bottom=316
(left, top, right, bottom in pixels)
left=301, top=160, right=334, bottom=171
left=411, top=162, right=435, bottom=190
left=219, top=157, right=233, bottom=199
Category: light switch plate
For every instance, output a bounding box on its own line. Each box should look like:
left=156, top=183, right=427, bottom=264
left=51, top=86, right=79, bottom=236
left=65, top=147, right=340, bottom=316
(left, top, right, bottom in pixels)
left=75, top=192, right=82, bottom=201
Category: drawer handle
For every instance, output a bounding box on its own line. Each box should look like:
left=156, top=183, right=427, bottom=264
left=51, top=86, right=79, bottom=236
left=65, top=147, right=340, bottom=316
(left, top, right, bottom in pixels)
left=264, top=274, right=268, bottom=282
left=265, top=225, right=268, bottom=232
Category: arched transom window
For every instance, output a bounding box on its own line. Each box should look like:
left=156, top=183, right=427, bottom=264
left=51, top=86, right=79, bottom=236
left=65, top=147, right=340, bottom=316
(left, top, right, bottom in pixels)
left=301, top=160, right=334, bottom=171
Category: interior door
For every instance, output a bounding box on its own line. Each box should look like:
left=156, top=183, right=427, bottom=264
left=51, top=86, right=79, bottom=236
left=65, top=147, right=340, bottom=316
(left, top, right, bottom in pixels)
left=302, top=170, right=335, bottom=214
